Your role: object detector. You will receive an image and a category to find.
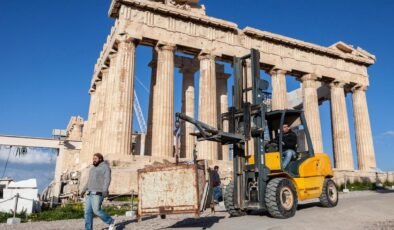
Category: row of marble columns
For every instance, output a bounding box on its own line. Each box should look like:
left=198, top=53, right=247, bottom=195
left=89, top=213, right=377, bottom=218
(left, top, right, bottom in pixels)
left=83, top=35, right=376, bottom=171
left=82, top=36, right=136, bottom=163
left=83, top=38, right=231, bottom=163
left=270, top=69, right=376, bottom=171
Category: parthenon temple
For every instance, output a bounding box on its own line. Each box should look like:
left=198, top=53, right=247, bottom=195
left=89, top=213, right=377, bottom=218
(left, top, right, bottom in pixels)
left=57, top=0, right=378, bottom=193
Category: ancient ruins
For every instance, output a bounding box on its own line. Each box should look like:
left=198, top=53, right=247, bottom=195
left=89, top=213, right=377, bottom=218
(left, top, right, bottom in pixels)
left=55, top=0, right=380, bottom=194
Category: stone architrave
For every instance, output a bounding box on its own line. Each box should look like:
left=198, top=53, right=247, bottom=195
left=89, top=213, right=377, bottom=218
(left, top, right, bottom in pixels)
left=144, top=50, right=158, bottom=156
left=330, top=81, right=354, bottom=170
left=216, top=71, right=230, bottom=161
left=180, top=64, right=196, bottom=159
left=301, top=74, right=323, bottom=153
left=102, top=36, right=137, bottom=158
left=150, top=43, right=176, bottom=158
left=198, top=53, right=218, bottom=161
left=351, top=85, right=376, bottom=171
left=270, top=69, right=288, bottom=110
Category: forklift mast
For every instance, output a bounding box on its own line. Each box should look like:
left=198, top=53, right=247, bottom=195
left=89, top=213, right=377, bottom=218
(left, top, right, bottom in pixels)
left=175, top=49, right=270, bottom=210
left=231, top=49, right=269, bottom=210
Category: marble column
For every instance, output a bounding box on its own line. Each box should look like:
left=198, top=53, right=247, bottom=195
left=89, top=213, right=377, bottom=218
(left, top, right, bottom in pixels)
left=180, top=65, right=196, bottom=159
left=82, top=87, right=99, bottom=163
left=91, top=80, right=103, bottom=154
left=301, top=74, right=323, bottom=153
left=102, top=55, right=117, bottom=156
left=150, top=44, right=176, bottom=158
left=198, top=53, right=217, bottom=160
left=94, top=69, right=109, bottom=153
left=243, top=59, right=254, bottom=157
left=330, top=81, right=354, bottom=170
left=270, top=69, right=288, bottom=110
left=103, top=36, right=136, bottom=157
left=216, top=71, right=230, bottom=161
left=351, top=85, right=376, bottom=171
left=144, top=50, right=158, bottom=156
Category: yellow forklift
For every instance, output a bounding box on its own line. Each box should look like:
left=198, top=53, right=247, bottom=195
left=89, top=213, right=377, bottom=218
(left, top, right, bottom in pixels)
left=176, top=49, right=338, bottom=218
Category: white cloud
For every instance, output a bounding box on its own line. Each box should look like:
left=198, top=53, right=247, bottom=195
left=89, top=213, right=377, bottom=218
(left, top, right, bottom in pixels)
left=0, top=147, right=56, bottom=165
left=382, top=131, right=394, bottom=136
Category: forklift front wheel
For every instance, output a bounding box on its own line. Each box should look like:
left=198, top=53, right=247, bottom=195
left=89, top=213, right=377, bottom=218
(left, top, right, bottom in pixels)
left=265, top=178, right=298, bottom=219
left=224, top=181, right=246, bottom=217
left=319, top=178, right=338, bottom=207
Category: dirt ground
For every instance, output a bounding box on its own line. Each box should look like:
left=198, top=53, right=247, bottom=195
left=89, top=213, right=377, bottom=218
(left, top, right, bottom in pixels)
left=1, top=190, right=394, bottom=230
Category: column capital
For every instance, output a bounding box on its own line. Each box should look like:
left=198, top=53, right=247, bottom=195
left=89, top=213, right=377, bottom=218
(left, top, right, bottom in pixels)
left=329, top=80, right=346, bottom=89
left=351, top=84, right=368, bottom=93
left=300, top=73, right=320, bottom=82
left=117, top=33, right=139, bottom=44
left=269, top=68, right=287, bottom=76
left=101, top=68, right=109, bottom=75
left=108, top=53, right=117, bottom=60
left=198, top=52, right=216, bottom=61
left=155, top=43, right=176, bottom=52
left=95, top=80, right=102, bottom=86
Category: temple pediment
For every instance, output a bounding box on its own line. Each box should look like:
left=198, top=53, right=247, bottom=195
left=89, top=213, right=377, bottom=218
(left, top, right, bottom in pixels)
left=330, top=41, right=376, bottom=62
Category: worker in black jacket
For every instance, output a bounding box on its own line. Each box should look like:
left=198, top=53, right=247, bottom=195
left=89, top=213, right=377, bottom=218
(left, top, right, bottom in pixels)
left=281, top=122, right=298, bottom=169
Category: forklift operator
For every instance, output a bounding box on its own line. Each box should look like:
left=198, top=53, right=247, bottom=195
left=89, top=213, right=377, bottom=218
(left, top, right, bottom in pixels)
left=281, top=122, right=298, bottom=169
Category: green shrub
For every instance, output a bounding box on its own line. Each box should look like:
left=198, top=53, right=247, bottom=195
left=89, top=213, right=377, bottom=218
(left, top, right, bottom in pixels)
left=29, top=203, right=84, bottom=221
left=0, top=211, right=28, bottom=223
left=39, top=202, right=130, bottom=222
left=339, top=179, right=376, bottom=191
left=383, top=180, right=394, bottom=187
left=0, top=202, right=132, bottom=223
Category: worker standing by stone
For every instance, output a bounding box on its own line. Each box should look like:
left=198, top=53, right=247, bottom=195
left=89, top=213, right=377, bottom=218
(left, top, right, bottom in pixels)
left=211, top=165, right=222, bottom=203
left=81, top=153, right=116, bottom=230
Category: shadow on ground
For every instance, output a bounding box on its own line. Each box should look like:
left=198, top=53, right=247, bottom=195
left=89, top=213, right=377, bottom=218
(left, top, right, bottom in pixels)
left=242, top=201, right=321, bottom=217
left=297, top=202, right=322, bottom=210
left=115, top=216, right=156, bottom=230
left=165, top=216, right=225, bottom=229
left=375, top=188, right=394, bottom=194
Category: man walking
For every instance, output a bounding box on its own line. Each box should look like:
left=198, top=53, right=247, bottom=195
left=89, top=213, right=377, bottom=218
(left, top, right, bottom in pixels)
left=81, top=153, right=115, bottom=230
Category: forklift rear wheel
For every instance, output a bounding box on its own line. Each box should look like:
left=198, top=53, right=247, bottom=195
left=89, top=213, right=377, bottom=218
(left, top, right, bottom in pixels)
left=265, top=178, right=298, bottom=219
left=224, top=181, right=246, bottom=217
left=319, top=178, right=338, bottom=207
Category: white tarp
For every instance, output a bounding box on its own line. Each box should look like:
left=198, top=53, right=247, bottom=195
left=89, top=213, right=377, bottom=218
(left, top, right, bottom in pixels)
left=0, top=178, right=38, bottom=214
left=8, top=178, right=37, bottom=188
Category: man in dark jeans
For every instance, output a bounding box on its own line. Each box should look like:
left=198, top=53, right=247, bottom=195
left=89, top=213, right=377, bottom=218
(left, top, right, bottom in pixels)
left=281, top=122, right=298, bottom=169
left=211, top=165, right=222, bottom=203
left=81, top=153, right=115, bottom=230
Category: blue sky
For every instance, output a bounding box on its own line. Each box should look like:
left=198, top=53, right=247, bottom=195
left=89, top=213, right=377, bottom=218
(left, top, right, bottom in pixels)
left=1, top=0, right=393, bottom=190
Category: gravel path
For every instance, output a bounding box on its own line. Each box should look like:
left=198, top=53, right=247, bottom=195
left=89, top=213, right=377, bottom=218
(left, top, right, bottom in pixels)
left=1, top=191, right=394, bottom=230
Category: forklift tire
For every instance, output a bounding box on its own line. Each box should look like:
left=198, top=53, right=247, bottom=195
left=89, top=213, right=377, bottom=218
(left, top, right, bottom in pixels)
left=319, top=178, right=338, bottom=207
left=224, top=181, right=246, bottom=217
left=265, top=178, right=298, bottom=219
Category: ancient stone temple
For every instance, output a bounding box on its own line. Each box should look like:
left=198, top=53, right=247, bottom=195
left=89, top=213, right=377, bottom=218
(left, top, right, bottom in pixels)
left=60, top=0, right=378, bottom=193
